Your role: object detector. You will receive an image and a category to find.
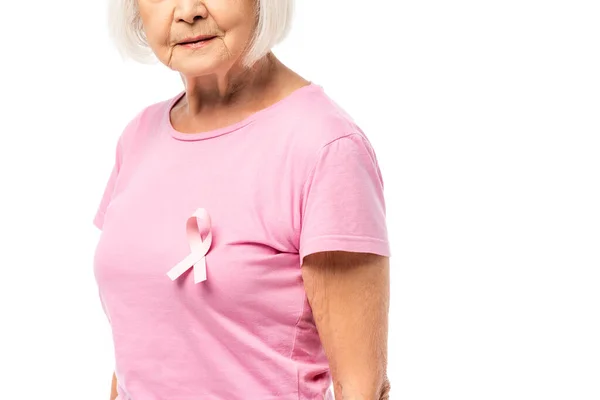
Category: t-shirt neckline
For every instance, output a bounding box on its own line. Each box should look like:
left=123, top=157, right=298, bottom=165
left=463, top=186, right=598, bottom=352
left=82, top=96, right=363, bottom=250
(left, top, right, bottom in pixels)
left=164, top=82, right=320, bottom=141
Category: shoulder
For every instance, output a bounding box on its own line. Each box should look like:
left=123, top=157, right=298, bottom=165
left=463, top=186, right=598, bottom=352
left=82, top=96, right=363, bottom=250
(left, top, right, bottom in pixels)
left=117, top=93, right=180, bottom=149
left=272, top=84, right=378, bottom=168
left=283, top=84, right=366, bottom=146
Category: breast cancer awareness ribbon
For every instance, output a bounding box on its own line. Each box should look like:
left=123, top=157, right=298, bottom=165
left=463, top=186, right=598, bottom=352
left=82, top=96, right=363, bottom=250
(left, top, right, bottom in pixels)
left=167, top=208, right=213, bottom=284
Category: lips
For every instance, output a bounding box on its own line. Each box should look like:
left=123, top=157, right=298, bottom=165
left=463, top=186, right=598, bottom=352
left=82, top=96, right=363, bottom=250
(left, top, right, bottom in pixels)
left=179, top=35, right=216, bottom=45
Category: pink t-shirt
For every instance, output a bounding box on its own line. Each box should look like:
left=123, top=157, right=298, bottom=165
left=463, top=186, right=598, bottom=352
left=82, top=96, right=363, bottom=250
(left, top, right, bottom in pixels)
left=93, top=83, right=390, bottom=400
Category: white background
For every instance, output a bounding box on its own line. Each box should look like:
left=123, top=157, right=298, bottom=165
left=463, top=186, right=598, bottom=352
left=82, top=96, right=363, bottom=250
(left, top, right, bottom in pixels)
left=0, top=0, right=599, bottom=399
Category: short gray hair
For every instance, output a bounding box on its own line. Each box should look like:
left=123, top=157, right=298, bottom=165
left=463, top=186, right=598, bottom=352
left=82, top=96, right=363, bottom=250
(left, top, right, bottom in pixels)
left=108, top=0, right=294, bottom=68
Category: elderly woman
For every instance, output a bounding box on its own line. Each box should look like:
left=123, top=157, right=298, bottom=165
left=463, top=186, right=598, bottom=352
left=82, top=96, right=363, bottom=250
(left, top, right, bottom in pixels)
left=93, top=0, right=391, bottom=399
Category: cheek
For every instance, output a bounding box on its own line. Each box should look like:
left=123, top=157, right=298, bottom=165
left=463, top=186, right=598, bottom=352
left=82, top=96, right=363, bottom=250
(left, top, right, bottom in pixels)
left=138, top=3, right=174, bottom=51
left=209, top=1, right=256, bottom=49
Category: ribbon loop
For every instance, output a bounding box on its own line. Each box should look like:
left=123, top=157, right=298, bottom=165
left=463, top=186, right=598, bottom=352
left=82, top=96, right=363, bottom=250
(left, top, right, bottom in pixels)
left=167, top=208, right=213, bottom=283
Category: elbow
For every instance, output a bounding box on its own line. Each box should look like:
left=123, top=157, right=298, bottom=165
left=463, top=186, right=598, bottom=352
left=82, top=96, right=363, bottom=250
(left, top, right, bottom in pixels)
left=333, top=375, right=391, bottom=400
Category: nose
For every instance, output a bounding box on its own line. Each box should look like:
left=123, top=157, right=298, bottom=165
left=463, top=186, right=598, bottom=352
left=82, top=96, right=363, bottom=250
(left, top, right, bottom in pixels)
left=174, top=0, right=209, bottom=24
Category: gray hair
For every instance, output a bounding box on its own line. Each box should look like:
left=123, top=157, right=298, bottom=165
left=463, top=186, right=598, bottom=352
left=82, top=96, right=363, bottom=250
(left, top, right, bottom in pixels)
left=108, top=0, right=294, bottom=68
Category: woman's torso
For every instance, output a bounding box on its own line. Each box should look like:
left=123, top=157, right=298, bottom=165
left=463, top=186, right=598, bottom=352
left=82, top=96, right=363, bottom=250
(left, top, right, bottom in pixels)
left=93, top=83, right=359, bottom=399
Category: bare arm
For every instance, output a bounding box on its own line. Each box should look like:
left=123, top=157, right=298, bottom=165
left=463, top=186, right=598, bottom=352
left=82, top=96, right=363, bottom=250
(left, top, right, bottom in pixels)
left=110, top=372, right=118, bottom=400
left=301, top=251, right=391, bottom=400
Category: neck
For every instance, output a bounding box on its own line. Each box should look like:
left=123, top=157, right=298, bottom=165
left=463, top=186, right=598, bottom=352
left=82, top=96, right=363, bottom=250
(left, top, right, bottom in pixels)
left=180, top=52, right=282, bottom=114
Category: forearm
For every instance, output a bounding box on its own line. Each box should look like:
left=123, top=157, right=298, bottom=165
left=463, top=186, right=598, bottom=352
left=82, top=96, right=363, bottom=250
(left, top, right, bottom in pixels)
left=329, top=303, right=389, bottom=400
left=110, top=372, right=118, bottom=400
left=302, top=251, right=391, bottom=400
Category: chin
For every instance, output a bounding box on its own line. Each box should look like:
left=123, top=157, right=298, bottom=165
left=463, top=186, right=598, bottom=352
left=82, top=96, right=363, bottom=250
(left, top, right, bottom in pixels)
left=171, top=61, right=219, bottom=77
left=170, top=53, right=234, bottom=77
left=170, top=46, right=232, bottom=77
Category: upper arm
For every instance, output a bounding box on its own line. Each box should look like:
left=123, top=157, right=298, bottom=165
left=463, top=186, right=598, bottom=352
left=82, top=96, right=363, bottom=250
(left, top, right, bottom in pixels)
left=299, top=133, right=390, bottom=263
left=93, top=136, right=123, bottom=230
left=301, top=250, right=390, bottom=314
left=301, top=250, right=391, bottom=400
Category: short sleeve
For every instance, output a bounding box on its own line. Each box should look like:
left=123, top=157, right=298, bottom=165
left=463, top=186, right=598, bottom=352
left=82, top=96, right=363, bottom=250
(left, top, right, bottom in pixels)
left=93, top=136, right=123, bottom=230
left=299, top=133, right=390, bottom=261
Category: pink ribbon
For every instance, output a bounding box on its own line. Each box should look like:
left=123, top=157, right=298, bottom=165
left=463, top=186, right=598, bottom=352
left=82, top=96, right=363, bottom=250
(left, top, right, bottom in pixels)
left=167, top=208, right=213, bottom=284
